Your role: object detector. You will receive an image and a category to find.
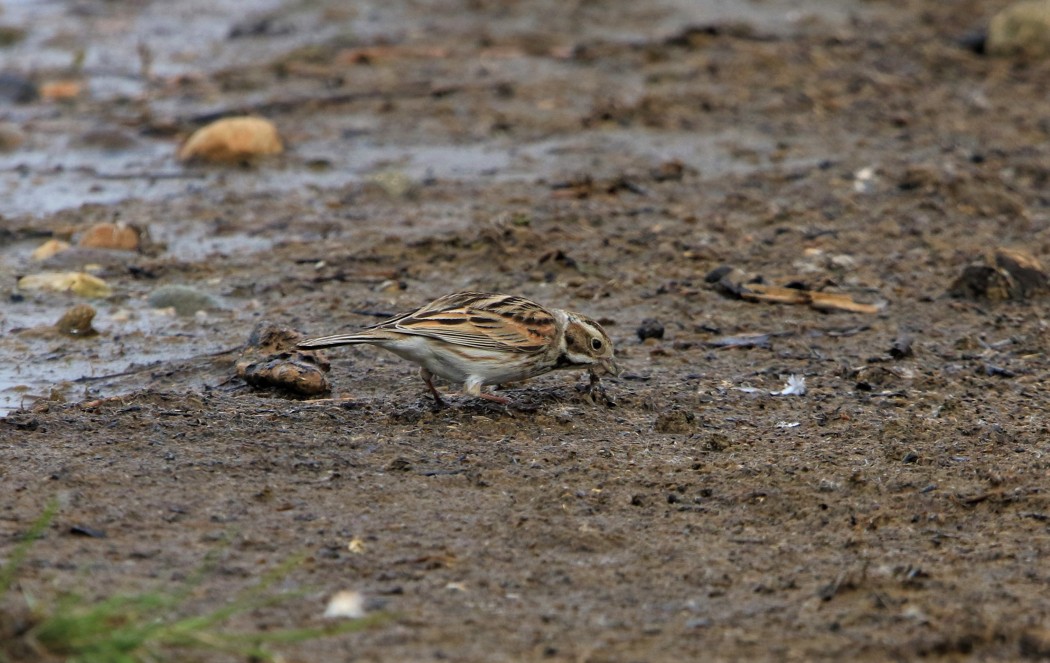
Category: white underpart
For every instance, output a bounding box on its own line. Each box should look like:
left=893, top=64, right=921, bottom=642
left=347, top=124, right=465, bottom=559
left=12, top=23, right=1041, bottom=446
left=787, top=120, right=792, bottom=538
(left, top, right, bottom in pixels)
left=374, top=334, right=554, bottom=393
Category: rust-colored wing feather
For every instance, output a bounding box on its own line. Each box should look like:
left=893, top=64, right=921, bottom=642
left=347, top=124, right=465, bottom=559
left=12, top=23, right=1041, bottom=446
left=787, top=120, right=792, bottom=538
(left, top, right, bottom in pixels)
left=375, top=292, right=557, bottom=353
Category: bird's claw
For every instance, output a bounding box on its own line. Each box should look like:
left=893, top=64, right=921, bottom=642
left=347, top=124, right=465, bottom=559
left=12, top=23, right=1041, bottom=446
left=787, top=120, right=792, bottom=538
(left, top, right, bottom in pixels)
left=585, top=371, right=616, bottom=407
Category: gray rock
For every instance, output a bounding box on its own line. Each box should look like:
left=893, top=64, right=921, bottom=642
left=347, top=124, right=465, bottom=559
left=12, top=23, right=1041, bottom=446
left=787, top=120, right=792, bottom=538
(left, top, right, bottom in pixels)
left=148, top=285, right=220, bottom=316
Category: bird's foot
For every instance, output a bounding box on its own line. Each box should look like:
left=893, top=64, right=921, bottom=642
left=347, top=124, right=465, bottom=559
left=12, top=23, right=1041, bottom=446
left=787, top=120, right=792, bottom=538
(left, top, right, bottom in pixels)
left=584, top=371, right=616, bottom=407
left=477, top=392, right=511, bottom=405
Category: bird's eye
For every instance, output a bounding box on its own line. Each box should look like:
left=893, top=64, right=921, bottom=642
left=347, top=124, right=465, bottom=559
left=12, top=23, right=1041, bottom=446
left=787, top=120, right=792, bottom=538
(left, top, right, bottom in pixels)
left=590, top=338, right=603, bottom=351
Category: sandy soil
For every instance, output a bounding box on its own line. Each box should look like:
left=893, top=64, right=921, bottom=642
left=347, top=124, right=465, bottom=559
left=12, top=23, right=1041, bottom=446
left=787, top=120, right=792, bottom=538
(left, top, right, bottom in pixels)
left=3, top=0, right=1050, bottom=660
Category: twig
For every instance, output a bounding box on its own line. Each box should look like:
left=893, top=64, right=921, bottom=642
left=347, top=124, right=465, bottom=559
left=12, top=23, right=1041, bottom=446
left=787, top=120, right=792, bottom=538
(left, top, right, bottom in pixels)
left=74, top=346, right=243, bottom=383
left=184, top=82, right=450, bottom=125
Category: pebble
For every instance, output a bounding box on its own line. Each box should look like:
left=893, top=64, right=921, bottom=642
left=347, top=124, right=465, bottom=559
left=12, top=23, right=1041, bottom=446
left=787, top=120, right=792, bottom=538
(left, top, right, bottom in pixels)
left=323, top=590, right=366, bottom=619
left=17, top=272, right=112, bottom=298
left=369, top=169, right=418, bottom=199
left=147, top=285, right=219, bottom=316
left=0, top=25, right=27, bottom=47
left=988, top=0, right=1050, bottom=57
left=0, top=123, right=24, bottom=152
left=177, top=116, right=283, bottom=164
left=0, top=72, right=37, bottom=104
left=78, top=222, right=141, bottom=252
left=31, top=239, right=72, bottom=261
left=636, top=318, right=665, bottom=341
left=55, top=304, right=98, bottom=337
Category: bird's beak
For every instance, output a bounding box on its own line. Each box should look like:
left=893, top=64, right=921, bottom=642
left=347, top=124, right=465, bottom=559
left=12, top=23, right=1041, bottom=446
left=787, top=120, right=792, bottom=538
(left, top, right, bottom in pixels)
left=600, top=358, right=621, bottom=377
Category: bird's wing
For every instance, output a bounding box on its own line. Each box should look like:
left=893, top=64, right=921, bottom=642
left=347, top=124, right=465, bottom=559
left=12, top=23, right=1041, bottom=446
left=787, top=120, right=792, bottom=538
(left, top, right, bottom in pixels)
left=377, top=292, right=557, bottom=353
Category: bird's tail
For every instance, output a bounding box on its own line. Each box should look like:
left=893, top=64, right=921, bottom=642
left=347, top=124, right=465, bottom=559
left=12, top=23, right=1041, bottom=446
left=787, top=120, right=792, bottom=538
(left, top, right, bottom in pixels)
left=297, top=333, right=374, bottom=349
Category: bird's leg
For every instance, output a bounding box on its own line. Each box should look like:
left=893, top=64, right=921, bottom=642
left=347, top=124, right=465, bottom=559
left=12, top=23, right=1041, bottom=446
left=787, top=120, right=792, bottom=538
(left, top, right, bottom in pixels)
left=465, top=377, right=510, bottom=405
left=420, top=367, right=446, bottom=408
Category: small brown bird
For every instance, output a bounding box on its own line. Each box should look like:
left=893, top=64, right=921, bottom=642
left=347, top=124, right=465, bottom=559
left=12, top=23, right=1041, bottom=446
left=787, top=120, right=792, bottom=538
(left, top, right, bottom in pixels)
left=298, top=291, right=619, bottom=405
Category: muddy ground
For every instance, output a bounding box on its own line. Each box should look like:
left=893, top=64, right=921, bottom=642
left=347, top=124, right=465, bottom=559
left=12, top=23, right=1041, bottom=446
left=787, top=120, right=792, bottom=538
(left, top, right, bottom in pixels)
left=3, top=0, right=1050, bottom=660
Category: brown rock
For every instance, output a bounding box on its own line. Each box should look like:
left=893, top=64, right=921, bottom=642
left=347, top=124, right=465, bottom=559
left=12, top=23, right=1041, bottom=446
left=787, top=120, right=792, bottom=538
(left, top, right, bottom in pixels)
left=55, top=304, right=98, bottom=337
left=177, top=116, right=283, bottom=164
left=77, top=223, right=141, bottom=251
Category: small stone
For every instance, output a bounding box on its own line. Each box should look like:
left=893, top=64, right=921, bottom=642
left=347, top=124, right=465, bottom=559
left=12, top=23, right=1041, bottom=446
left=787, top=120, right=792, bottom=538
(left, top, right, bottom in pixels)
left=78, top=222, right=141, bottom=252
left=18, top=272, right=112, bottom=298
left=889, top=332, right=914, bottom=359
left=40, top=79, right=83, bottom=102
left=704, top=265, right=735, bottom=283
left=828, top=254, right=856, bottom=270
left=1020, top=628, right=1050, bottom=658
left=323, top=590, right=366, bottom=619
left=636, top=318, right=665, bottom=341
left=69, top=524, right=106, bottom=538
left=650, top=159, right=687, bottom=182
left=31, top=238, right=72, bottom=261
left=0, top=25, right=28, bottom=47
left=55, top=304, right=98, bottom=337
left=147, top=285, right=219, bottom=316
left=988, top=0, right=1050, bottom=58
left=0, top=123, right=24, bottom=152
left=0, top=72, right=37, bottom=104
left=369, top=169, right=417, bottom=199
left=375, top=279, right=406, bottom=294
left=554, top=407, right=578, bottom=424
left=177, top=116, right=283, bottom=164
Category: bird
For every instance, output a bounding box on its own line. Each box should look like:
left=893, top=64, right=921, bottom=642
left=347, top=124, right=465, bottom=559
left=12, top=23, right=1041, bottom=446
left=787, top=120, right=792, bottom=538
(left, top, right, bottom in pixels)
left=297, top=291, right=619, bottom=405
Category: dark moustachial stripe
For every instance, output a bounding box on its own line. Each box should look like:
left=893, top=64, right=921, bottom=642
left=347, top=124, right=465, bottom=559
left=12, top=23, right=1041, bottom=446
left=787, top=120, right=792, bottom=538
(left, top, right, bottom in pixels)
left=553, top=352, right=588, bottom=369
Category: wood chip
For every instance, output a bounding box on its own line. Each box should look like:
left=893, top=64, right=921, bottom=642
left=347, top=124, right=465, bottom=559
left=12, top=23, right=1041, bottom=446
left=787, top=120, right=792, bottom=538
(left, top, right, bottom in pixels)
left=737, top=283, right=881, bottom=314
